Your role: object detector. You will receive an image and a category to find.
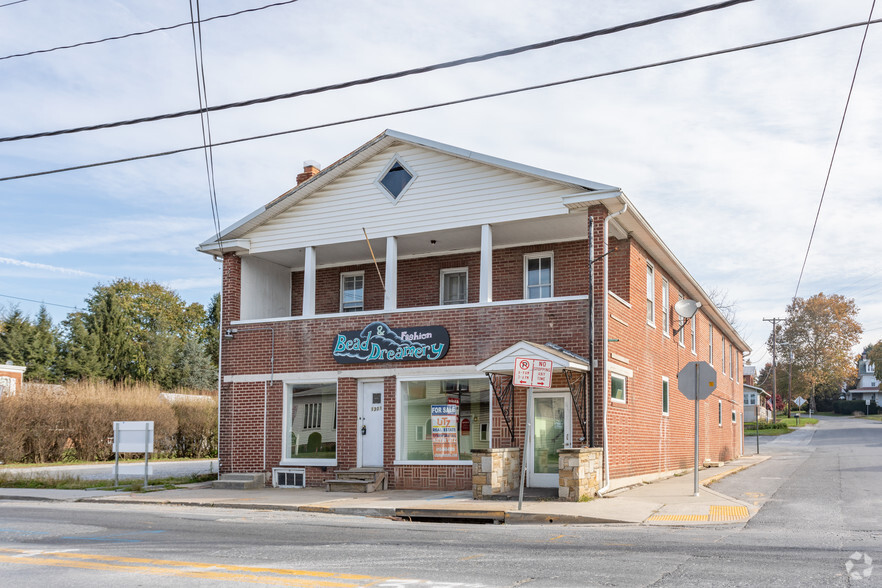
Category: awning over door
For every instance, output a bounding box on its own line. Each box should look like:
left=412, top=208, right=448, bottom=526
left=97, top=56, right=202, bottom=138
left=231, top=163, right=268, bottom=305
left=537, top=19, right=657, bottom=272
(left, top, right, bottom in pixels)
left=476, top=341, right=591, bottom=447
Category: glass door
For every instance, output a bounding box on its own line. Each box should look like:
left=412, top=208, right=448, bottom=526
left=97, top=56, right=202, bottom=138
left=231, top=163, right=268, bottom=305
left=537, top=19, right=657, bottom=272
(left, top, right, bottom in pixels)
left=527, top=391, right=571, bottom=488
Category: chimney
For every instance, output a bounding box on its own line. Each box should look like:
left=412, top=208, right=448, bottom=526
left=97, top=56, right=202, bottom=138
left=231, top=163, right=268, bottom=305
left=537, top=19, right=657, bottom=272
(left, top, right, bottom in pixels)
left=296, top=160, right=321, bottom=185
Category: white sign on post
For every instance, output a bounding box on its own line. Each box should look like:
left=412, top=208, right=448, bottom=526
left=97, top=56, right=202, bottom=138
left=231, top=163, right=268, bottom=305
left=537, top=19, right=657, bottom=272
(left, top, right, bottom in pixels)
left=514, top=357, right=553, bottom=388
left=794, top=396, right=806, bottom=408
left=113, top=421, right=154, bottom=453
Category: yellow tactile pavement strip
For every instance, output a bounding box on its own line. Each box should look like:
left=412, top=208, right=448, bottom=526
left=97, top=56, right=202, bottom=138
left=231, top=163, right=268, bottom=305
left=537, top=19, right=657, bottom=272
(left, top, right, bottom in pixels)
left=646, top=505, right=749, bottom=523
left=0, top=548, right=396, bottom=586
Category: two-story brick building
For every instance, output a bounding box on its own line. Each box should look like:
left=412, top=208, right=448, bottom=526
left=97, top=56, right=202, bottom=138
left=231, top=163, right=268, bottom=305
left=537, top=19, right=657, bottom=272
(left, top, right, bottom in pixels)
left=198, top=130, right=748, bottom=495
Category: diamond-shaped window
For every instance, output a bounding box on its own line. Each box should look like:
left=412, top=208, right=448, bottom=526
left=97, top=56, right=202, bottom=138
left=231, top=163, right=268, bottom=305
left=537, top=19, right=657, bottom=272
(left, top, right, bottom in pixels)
left=377, top=158, right=414, bottom=202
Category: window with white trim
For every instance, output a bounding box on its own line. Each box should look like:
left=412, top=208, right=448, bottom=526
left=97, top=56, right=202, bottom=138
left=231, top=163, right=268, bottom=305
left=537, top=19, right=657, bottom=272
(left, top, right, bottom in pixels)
left=611, top=374, right=626, bottom=403
left=646, top=263, right=655, bottom=325
left=524, top=252, right=553, bottom=299
left=722, top=339, right=727, bottom=374
left=662, top=278, right=670, bottom=336
left=341, top=271, right=364, bottom=312
left=708, top=323, right=714, bottom=365
left=678, top=294, right=686, bottom=346
left=732, top=409, right=737, bottom=423
left=440, top=268, right=468, bottom=305
left=662, top=377, right=669, bottom=415
left=285, top=382, right=337, bottom=463
left=399, top=378, right=490, bottom=462
left=691, top=315, right=697, bottom=354
left=718, top=399, right=722, bottom=426
left=376, top=157, right=416, bottom=202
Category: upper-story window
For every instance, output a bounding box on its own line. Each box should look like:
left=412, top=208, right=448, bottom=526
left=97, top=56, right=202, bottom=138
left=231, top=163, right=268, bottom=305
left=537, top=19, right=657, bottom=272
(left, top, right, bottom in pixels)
left=722, top=339, right=727, bottom=374
left=524, top=252, right=553, bottom=299
left=376, top=157, right=416, bottom=202
left=691, top=314, right=697, bottom=354
left=646, top=262, right=655, bottom=326
left=708, top=323, right=714, bottom=365
left=341, top=271, right=364, bottom=312
left=662, top=278, right=670, bottom=336
left=678, top=294, right=686, bottom=347
left=440, top=268, right=468, bottom=305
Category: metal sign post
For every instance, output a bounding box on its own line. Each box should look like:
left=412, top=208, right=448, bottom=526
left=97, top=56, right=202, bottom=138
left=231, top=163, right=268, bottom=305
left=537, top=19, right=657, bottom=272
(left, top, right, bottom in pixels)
left=677, top=361, right=717, bottom=497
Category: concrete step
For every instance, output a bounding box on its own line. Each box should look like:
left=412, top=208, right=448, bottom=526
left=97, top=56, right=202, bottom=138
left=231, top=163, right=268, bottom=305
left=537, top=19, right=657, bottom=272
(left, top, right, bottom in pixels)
left=326, top=469, right=386, bottom=493
left=212, top=472, right=264, bottom=490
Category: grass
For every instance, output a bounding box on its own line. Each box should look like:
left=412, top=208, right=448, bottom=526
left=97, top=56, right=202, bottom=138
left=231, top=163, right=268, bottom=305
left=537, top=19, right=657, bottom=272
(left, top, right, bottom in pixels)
left=858, top=415, right=882, bottom=422
left=0, top=471, right=217, bottom=491
left=778, top=417, right=818, bottom=427
left=744, top=428, right=793, bottom=437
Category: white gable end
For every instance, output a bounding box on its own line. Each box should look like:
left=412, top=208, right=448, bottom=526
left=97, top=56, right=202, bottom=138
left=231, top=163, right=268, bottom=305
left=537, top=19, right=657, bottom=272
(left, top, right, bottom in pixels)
left=244, top=143, right=583, bottom=255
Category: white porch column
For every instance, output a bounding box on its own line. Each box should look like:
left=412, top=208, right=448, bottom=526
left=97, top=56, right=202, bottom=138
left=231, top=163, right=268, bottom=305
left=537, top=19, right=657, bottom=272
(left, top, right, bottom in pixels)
left=479, top=224, right=493, bottom=303
left=384, top=236, right=398, bottom=311
left=302, top=246, right=316, bottom=317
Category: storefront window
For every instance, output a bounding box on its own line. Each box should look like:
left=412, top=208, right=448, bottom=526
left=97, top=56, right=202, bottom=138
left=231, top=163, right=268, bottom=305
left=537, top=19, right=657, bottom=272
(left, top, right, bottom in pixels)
left=400, top=378, right=490, bottom=462
left=285, top=383, right=337, bottom=463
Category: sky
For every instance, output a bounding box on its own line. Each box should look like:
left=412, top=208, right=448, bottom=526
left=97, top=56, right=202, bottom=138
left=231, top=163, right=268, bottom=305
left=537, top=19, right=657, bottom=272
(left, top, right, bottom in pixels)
left=1, top=0, right=881, bottom=366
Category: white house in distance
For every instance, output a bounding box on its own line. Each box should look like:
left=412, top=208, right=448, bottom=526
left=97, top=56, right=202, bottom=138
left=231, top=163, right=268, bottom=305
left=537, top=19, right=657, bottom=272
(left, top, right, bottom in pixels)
left=845, top=351, right=879, bottom=404
left=743, top=384, right=771, bottom=423
left=0, top=362, right=25, bottom=397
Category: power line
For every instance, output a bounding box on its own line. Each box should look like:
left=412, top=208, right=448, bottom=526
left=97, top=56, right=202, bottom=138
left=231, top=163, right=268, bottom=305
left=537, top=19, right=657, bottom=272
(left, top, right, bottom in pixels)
left=188, top=0, right=224, bottom=254
left=3, top=17, right=879, bottom=184
left=0, top=0, right=301, bottom=61
left=0, top=0, right=755, bottom=143
left=2, top=16, right=880, bottom=183
left=0, top=293, right=80, bottom=310
left=0, top=0, right=31, bottom=8
left=793, top=0, right=877, bottom=301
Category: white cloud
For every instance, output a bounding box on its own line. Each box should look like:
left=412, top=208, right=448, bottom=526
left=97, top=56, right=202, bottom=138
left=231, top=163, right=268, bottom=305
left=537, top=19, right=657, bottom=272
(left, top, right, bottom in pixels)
left=0, top=257, right=106, bottom=278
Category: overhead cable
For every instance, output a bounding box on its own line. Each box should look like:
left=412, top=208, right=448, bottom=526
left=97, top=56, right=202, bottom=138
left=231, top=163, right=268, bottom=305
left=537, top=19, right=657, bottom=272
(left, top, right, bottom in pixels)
left=0, top=0, right=301, bottom=61
left=792, top=0, right=877, bottom=300
left=0, top=0, right=755, bottom=143
left=2, top=17, right=880, bottom=183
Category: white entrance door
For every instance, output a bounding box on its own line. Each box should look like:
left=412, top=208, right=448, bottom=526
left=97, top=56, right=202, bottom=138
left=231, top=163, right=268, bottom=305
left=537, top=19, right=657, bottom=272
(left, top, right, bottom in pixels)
left=527, top=390, right=571, bottom=488
left=358, top=380, right=384, bottom=467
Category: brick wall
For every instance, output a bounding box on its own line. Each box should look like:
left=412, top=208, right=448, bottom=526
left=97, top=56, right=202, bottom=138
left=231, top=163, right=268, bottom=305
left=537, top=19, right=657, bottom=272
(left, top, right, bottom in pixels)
left=220, top=207, right=745, bottom=487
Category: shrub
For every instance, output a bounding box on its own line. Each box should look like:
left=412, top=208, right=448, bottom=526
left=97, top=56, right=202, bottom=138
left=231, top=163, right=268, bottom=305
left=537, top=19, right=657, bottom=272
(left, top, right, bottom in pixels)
left=0, top=381, right=217, bottom=464
left=833, top=399, right=878, bottom=415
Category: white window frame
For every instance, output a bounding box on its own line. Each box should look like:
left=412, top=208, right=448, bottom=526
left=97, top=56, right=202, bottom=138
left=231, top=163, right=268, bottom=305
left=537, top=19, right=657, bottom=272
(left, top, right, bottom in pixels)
left=718, top=399, right=723, bottom=427
left=662, top=376, right=670, bottom=416
left=440, top=267, right=468, bottom=305
left=374, top=155, right=417, bottom=204
left=340, top=271, right=364, bottom=313
left=732, top=409, right=737, bottom=423
left=524, top=252, right=553, bottom=300
left=395, top=374, right=491, bottom=466
left=691, top=314, right=697, bottom=354
left=611, top=374, right=627, bottom=404
left=281, top=380, right=338, bottom=467
left=646, top=262, right=655, bottom=326
left=708, top=323, right=714, bottom=365
left=678, top=294, right=686, bottom=347
left=722, top=339, right=727, bottom=375
left=662, top=278, right=670, bottom=336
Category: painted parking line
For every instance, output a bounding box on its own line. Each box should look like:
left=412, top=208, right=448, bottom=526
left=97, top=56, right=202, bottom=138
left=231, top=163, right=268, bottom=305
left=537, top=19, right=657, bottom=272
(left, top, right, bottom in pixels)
left=0, top=548, right=485, bottom=587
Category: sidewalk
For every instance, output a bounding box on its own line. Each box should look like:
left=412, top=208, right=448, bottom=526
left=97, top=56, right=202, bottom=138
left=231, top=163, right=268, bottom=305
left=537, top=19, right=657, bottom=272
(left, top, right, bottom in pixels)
left=0, top=454, right=769, bottom=526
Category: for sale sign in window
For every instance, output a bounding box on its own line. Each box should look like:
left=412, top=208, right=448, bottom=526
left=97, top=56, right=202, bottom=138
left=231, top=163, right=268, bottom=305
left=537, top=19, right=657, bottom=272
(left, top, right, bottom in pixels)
left=430, top=404, right=459, bottom=460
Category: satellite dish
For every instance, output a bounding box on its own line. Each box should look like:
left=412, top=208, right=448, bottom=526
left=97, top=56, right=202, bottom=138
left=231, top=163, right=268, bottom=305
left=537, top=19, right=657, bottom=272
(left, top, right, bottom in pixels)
left=674, top=299, right=702, bottom=319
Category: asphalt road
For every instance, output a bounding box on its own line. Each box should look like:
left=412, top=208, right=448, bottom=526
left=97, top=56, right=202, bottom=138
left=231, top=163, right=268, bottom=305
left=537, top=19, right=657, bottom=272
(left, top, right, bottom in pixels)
left=0, top=417, right=878, bottom=587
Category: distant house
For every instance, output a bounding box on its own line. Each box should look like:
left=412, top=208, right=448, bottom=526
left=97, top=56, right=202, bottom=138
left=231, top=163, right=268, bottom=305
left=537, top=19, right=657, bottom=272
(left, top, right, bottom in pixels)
left=198, top=130, right=749, bottom=495
left=743, top=364, right=757, bottom=387
left=845, top=352, right=879, bottom=403
left=0, top=362, right=26, bottom=397
left=743, top=384, right=770, bottom=422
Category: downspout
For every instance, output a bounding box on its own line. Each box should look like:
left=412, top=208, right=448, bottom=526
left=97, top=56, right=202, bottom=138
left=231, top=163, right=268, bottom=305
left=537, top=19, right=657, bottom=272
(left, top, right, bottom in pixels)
left=597, top=200, right=627, bottom=497
left=215, top=257, right=224, bottom=481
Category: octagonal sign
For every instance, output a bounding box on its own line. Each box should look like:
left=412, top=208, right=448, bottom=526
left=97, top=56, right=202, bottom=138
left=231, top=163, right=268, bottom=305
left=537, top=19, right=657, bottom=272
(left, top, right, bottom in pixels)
left=677, top=361, right=717, bottom=400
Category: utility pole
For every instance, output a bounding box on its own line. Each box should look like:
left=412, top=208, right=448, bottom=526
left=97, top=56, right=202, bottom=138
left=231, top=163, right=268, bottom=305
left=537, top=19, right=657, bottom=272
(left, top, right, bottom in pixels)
left=763, top=318, right=783, bottom=423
